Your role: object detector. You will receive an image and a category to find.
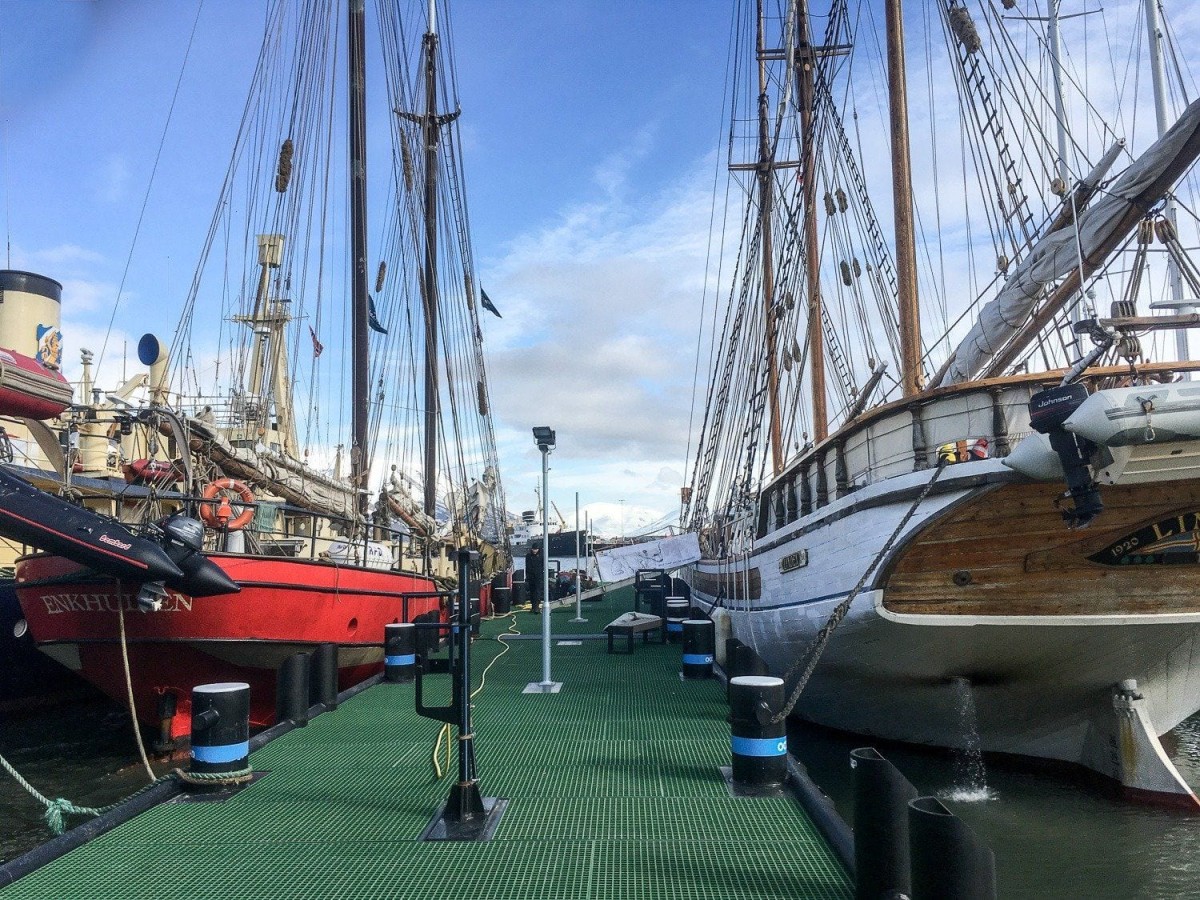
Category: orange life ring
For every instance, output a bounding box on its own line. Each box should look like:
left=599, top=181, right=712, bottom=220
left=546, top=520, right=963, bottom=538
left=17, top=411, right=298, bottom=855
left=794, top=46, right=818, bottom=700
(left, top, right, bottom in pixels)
left=199, top=478, right=256, bottom=530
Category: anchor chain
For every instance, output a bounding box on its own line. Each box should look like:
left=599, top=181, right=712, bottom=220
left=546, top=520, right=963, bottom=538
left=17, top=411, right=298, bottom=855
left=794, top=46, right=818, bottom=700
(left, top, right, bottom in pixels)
left=770, top=458, right=948, bottom=723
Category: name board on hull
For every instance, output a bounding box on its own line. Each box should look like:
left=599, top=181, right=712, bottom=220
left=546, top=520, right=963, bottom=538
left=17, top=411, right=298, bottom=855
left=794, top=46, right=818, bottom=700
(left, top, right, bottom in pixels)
left=1088, top=511, right=1200, bottom=565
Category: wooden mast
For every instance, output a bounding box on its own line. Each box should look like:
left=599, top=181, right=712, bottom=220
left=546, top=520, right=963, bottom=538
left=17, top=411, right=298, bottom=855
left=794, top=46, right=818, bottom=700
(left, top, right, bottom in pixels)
left=797, top=3, right=828, bottom=442
left=884, top=0, right=923, bottom=396
left=348, top=0, right=371, bottom=515
left=755, top=0, right=785, bottom=475
left=421, top=0, right=441, bottom=518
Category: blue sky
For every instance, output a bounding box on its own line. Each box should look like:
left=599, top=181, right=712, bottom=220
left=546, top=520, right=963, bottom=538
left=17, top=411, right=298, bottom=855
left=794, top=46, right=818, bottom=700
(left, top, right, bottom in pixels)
left=2, top=1, right=1198, bottom=537
left=0, top=0, right=733, bottom=536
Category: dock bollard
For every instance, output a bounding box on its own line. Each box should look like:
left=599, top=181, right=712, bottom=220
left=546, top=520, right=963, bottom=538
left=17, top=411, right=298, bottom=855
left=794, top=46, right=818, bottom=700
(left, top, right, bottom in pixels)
left=385, top=623, right=416, bottom=683
left=682, top=619, right=715, bottom=679
left=190, top=682, right=250, bottom=775
left=492, top=585, right=512, bottom=615
left=309, top=642, right=339, bottom=711
left=727, top=675, right=787, bottom=793
left=851, top=747, right=917, bottom=900
left=275, top=651, right=311, bottom=726
left=727, top=642, right=769, bottom=700
left=909, top=796, right=997, bottom=899
left=666, top=597, right=687, bottom=643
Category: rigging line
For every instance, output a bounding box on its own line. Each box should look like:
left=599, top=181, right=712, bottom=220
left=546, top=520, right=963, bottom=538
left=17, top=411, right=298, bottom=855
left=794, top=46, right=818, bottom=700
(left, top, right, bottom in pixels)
left=0, top=26, right=8, bottom=269
left=96, top=0, right=207, bottom=379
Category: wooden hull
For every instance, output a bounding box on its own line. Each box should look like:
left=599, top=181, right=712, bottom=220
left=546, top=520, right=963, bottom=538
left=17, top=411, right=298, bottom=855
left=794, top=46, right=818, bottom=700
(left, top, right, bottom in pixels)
left=690, top=459, right=1200, bottom=803
left=14, top=552, right=443, bottom=737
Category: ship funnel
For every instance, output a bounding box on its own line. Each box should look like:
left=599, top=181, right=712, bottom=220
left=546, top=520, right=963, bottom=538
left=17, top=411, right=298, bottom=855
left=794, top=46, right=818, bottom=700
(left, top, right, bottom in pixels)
left=138, top=334, right=170, bottom=405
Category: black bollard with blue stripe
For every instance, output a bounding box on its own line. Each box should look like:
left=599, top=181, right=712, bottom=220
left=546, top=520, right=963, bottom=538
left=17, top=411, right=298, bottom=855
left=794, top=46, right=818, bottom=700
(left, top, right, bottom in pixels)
left=385, top=622, right=416, bottom=683
left=190, top=682, right=250, bottom=776
left=665, top=597, right=687, bottom=643
left=681, top=619, right=715, bottom=679
left=727, top=675, right=787, bottom=794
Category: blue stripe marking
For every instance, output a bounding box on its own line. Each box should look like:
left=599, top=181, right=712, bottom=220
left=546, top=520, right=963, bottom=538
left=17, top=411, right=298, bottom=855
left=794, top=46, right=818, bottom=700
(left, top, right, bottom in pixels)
left=731, top=736, right=787, bottom=757
left=682, top=653, right=713, bottom=665
left=667, top=622, right=683, bottom=632
left=385, top=654, right=416, bottom=666
left=191, top=740, right=249, bottom=764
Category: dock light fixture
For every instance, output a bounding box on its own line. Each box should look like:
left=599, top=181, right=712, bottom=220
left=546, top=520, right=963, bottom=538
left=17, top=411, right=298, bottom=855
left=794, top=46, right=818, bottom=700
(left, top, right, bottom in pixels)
left=526, top=426, right=561, bottom=694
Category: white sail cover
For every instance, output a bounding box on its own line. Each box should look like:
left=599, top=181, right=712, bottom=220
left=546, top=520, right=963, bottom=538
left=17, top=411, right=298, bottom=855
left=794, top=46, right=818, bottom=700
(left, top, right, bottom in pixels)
left=595, top=533, right=701, bottom=583
left=938, top=98, right=1200, bottom=386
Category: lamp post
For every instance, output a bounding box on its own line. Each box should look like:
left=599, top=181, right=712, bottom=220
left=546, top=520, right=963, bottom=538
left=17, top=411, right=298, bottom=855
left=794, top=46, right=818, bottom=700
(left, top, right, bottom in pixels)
left=527, top=426, right=561, bottom=694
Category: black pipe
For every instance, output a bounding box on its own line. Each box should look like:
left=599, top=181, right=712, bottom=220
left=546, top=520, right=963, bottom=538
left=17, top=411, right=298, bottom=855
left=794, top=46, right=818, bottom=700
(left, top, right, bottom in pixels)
left=851, top=747, right=917, bottom=900
left=909, top=795, right=997, bottom=899
left=308, top=642, right=338, bottom=711
left=275, top=652, right=311, bottom=726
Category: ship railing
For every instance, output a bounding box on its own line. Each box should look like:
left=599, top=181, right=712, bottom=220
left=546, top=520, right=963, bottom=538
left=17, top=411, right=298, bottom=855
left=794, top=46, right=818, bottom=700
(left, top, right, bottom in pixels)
left=757, top=361, right=1200, bottom=538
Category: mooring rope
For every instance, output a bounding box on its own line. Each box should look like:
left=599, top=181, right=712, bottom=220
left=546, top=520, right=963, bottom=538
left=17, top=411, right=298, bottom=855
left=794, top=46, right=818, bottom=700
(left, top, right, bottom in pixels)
left=770, top=458, right=948, bottom=723
left=0, top=751, right=175, bottom=836
left=117, top=601, right=158, bottom=782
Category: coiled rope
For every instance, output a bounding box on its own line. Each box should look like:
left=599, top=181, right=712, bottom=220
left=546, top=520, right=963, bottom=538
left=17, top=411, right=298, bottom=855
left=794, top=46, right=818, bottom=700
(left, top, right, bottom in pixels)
left=770, top=459, right=948, bottom=723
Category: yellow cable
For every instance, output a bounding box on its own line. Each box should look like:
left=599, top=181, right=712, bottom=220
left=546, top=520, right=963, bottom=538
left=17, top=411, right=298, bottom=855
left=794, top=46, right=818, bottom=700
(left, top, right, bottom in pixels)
left=430, top=610, right=520, bottom=777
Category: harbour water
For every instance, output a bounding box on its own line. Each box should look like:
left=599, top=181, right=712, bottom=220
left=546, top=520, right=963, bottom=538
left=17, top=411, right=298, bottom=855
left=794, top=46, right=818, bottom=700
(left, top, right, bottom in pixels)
left=2, top=694, right=1199, bottom=897
left=790, top=713, right=1200, bottom=898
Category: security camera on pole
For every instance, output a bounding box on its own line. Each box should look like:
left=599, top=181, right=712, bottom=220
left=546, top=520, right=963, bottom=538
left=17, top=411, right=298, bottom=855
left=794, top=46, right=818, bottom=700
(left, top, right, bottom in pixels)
left=525, top=426, right=561, bottom=694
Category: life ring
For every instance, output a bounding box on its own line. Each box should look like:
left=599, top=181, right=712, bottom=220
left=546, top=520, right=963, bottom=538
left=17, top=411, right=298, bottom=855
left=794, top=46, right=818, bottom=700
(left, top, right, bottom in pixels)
left=199, top=478, right=256, bottom=530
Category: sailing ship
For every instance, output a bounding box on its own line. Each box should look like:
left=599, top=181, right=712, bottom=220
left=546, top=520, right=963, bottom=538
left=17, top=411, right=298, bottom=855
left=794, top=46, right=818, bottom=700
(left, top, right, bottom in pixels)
left=9, top=0, right=508, bottom=738
left=684, top=0, right=1200, bottom=804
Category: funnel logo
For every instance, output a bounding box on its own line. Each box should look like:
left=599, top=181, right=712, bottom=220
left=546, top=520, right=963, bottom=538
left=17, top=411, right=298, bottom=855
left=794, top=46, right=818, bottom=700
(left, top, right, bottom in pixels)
left=36, top=324, right=62, bottom=371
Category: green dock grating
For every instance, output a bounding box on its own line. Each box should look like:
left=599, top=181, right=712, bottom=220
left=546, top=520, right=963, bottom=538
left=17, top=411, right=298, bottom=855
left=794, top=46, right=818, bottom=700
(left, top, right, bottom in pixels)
left=1, top=588, right=852, bottom=899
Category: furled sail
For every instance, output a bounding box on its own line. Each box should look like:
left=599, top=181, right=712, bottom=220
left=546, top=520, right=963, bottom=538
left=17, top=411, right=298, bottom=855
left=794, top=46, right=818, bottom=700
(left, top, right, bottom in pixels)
left=938, top=97, right=1200, bottom=386
left=180, top=415, right=357, bottom=523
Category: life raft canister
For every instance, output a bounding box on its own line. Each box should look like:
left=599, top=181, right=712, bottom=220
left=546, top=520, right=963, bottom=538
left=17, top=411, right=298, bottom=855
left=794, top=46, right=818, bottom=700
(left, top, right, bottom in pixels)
left=199, top=478, right=256, bottom=530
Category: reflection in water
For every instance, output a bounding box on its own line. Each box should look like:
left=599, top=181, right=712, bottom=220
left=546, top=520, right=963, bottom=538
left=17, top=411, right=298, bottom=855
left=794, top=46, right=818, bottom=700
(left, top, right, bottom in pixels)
left=790, top=713, right=1200, bottom=899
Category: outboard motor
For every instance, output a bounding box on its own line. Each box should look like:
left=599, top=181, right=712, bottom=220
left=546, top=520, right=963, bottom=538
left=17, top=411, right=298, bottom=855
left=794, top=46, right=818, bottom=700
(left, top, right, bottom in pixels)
left=157, top=514, right=241, bottom=597
left=1028, top=384, right=1103, bottom=528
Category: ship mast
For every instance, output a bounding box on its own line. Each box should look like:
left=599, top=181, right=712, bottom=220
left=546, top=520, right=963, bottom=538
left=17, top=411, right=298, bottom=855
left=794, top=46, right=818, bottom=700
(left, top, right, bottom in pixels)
left=796, top=2, right=827, bottom=443
left=421, top=0, right=442, bottom=518
left=755, top=0, right=785, bottom=475
left=1144, top=0, right=1193, bottom=364
left=884, top=0, right=923, bottom=396
left=349, top=0, right=371, bottom=516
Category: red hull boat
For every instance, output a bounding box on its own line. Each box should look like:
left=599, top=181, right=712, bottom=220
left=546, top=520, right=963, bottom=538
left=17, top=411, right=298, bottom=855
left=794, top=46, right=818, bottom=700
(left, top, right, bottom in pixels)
left=15, top=552, right=448, bottom=737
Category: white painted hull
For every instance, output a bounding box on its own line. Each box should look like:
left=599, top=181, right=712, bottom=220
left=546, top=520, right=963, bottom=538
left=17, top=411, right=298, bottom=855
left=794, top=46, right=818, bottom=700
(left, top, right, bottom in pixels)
left=691, top=459, right=1200, bottom=801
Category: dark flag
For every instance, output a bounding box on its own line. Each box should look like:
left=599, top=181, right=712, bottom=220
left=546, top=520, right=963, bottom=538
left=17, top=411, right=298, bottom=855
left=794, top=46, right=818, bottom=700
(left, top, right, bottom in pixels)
left=368, top=295, right=389, bottom=334
left=309, top=325, right=324, bottom=357
left=480, top=288, right=502, bottom=318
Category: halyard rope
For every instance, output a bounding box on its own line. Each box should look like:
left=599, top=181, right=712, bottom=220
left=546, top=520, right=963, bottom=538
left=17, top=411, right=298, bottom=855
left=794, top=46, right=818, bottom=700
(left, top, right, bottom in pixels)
left=770, top=458, right=948, bottom=723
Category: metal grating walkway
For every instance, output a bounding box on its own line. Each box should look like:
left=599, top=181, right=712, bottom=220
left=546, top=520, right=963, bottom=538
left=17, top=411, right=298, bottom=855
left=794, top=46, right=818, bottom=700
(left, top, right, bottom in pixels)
left=0, top=587, right=851, bottom=899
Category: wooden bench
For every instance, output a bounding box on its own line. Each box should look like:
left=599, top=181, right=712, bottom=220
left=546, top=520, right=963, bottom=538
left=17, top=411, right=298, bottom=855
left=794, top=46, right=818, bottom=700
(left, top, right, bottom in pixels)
left=605, top=612, right=666, bottom=654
